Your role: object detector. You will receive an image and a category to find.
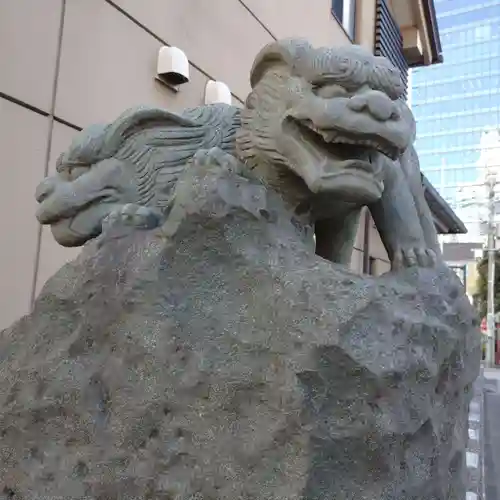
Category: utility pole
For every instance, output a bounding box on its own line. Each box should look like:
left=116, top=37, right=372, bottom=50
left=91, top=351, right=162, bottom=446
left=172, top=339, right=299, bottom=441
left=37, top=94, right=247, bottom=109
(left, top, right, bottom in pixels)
left=486, top=173, right=497, bottom=367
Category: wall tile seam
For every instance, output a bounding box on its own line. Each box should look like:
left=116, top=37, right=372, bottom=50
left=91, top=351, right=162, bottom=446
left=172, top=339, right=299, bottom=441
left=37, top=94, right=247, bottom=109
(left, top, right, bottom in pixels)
left=30, top=0, right=67, bottom=309
left=54, top=115, right=82, bottom=132
left=371, top=256, right=391, bottom=264
left=236, top=0, right=278, bottom=41
left=0, top=91, right=49, bottom=118
left=0, top=93, right=80, bottom=131
left=104, top=0, right=247, bottom=105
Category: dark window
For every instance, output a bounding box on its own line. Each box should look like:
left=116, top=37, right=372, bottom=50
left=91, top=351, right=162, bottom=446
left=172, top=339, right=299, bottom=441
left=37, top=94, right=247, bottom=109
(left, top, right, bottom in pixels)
left=332, top=0, right=343, bottom=21
left=374, top=0, right=408, bottom=99
left=332, top=0, right=356, bottom=39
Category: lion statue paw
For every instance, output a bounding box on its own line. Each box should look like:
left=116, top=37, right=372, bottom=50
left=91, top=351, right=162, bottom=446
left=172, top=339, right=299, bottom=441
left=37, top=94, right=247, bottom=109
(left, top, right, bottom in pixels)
left=191, top=147, right=245, bottom=175
left=392, top=246, right=437, bottom=270
left=101, top=204, right=162, bottom=233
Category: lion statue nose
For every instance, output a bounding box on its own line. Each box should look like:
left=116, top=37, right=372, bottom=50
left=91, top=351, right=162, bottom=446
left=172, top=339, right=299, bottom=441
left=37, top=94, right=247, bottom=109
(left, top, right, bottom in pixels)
left=347, top=91, right=399, bottom=122
left=35, top=178, right=57, bottom=203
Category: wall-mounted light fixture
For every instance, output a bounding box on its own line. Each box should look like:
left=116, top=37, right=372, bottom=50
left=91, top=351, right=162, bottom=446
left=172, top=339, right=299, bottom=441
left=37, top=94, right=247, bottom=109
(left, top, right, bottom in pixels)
left=204, top=80, right=232, bottom=105
left=156, top=46, right=190, bottom=91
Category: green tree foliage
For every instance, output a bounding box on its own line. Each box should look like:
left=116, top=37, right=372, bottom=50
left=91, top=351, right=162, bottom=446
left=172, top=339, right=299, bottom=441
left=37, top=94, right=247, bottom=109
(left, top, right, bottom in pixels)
left=476, top=250, right=500, bottom=318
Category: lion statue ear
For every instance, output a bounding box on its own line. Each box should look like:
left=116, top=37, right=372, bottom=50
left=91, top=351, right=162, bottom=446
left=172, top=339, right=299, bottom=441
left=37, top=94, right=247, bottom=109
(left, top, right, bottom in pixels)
left=249, top=38, right=313, bottom=88
left=100, top=106, right=198, bottom=158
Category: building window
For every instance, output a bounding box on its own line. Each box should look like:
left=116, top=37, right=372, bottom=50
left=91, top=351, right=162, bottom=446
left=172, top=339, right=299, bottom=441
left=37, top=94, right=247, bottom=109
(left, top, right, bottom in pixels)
left=374, top=0, right=408, bottom=99
left=332, top=0, right=356, bottom=39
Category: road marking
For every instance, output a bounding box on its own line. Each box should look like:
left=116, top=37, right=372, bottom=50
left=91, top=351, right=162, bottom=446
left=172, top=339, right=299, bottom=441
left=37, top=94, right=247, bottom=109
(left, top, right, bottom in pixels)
left=466, top=492, right=478, bottom=500
left=468, top=428, right=478, bottom=440
left=466, top=452, right=479, bottom=468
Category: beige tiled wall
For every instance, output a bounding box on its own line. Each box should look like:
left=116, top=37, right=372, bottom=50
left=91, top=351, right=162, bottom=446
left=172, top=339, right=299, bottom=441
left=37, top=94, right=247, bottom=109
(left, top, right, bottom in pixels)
left=56, top=0, right=212, bottom=128
left=111, top=0, right=273, bottom=101
left=0, top=0, right=62, bottom=111
left=240, top=0, right=351, bottom=47
left=350, top=209, right=391, bottom=276
left=350, top=248, right=364, bottom=274
left=0, top=0, right=381, bottom=329
left=355, top=0, right=377, bottom=49
left=0, top=98, right=49, bottom=326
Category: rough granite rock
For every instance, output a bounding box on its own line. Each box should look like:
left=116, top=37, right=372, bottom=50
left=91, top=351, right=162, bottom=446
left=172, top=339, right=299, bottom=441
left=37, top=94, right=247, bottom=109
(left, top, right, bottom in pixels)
left=0, top=165, right=480, bottom=499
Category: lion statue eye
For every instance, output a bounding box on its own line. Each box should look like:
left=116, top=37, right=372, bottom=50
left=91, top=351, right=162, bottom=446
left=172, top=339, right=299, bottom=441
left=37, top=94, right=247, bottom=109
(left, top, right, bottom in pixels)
left=59, top=163, right=89, bottom=182
left=312, top=83, right=349, bottom=99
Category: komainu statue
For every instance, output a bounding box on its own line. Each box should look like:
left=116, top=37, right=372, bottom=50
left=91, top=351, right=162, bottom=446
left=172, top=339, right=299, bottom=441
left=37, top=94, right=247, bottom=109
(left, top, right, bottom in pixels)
left=36, top=39, right=437, bottom=270
left=1, top=39, right=480, bottom=499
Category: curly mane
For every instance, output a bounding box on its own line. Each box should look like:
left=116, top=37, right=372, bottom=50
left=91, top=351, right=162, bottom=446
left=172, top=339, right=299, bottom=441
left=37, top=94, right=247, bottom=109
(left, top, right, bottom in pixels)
left=58, top=104, right=241, bottom=209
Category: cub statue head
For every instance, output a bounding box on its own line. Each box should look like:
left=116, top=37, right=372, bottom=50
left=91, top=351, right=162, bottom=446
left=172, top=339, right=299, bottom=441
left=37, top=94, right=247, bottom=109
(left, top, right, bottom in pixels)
left=236, top=38, right=415, bottom=209
left=35, top=106, right=240, bottom=246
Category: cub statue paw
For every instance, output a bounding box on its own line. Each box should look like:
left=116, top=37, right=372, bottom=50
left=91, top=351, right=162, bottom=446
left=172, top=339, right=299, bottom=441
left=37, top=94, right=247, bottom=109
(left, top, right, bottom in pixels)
left=392, top=246, right=437, bottom=270
left=101, top=204, right=162, bottom=233
left=191, top=147, right=244, bottom=175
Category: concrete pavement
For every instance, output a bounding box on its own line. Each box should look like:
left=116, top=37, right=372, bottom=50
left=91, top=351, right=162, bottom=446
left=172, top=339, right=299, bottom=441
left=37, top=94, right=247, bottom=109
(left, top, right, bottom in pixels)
left=483, top=367, right=500, bottom=500
left=468, top=370, right=485, bottom=500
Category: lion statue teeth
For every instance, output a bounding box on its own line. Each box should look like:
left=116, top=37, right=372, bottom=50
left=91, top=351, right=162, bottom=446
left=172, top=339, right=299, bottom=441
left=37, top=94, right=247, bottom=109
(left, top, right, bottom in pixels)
left=35, top=38, right=440, bottom=271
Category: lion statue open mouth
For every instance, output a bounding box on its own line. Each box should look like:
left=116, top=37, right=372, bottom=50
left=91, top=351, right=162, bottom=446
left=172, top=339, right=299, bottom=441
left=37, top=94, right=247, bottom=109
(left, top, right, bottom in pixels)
left=35, top=38, right=439, bottom=270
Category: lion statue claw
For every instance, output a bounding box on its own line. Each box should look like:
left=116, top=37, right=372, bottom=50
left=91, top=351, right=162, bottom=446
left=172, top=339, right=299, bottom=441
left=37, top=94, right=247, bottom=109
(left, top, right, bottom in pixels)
left=35, top=38, right=442, bottom=272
